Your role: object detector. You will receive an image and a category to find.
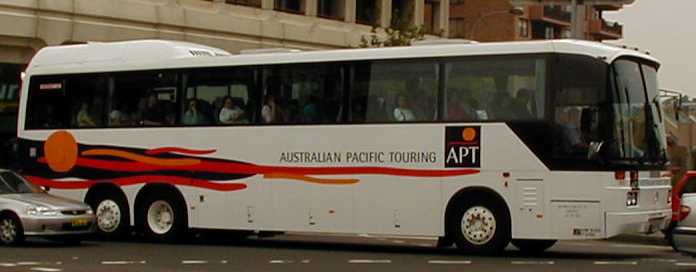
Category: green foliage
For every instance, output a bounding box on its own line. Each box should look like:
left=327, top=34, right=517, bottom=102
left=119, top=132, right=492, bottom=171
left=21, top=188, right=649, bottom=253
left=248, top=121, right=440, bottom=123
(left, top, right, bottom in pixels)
left=359, top=9, right=425, bottom=48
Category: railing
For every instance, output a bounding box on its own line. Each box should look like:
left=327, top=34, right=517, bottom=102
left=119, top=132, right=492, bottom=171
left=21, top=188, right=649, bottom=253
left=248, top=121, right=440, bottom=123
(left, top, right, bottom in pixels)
left=602, top=20, right=623, bottom=35
left=543, top=6, right=571, bottom=23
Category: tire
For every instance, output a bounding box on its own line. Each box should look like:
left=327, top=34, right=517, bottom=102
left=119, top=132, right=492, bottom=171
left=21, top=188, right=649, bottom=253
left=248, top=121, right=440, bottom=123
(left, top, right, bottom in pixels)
left=511, top=239, right=557, bottom=254
left=86, top=190, right=130, bottom=239
left=447, top=196, right=511, bottom=254
left=138, top=192, right=187, bottom=243
left=0, top=213, right=24, bottom=246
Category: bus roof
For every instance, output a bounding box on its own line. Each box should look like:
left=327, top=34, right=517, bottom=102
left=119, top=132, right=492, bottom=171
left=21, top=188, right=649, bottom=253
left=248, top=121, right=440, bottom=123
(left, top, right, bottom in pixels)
left=26, top=39, right=659, bottom=76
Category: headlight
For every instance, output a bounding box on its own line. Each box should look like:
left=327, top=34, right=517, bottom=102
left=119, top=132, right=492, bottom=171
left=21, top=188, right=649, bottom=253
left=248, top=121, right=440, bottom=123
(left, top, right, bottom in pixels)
left=26, top=206, right=60, bottom=216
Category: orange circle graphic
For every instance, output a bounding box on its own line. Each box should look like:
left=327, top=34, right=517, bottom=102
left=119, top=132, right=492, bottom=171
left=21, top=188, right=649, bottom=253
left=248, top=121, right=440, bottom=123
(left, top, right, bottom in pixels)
left=462, top=128, right=477, bottom=142
left=44, top=130, right=78, bottom=173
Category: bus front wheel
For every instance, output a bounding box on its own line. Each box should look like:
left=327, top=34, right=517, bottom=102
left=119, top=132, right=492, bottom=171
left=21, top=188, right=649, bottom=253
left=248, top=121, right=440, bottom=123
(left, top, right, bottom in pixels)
left=448, top=196, right=511, bottom=254
left=138, top=192, right=187, bottom=243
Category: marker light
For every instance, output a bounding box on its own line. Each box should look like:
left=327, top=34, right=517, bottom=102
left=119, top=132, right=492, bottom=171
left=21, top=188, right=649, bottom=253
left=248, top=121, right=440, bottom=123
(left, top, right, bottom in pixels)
left=626, top=191, right=638, bottom=207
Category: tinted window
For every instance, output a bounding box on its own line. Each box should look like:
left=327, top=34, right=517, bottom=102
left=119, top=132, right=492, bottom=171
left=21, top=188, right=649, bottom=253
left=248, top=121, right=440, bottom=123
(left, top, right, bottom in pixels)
left=185, top=68, right=256, bottom=126
left=350, top=60, right=438, bottom=123
left=111, top=71, right=178, bottom=127
left=553, top=55, right=607, bottom=158
left=0, top=172, right=40, bottom=194
left=262, top=64, right=343, bottom=124
left=445, top=57, right=546, bottom=121
left=27, top=74, right=108, bottom=129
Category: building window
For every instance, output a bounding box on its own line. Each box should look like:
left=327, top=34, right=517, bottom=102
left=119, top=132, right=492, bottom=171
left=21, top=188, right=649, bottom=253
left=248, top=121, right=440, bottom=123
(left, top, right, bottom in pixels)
left=275, top=0, right=305, bottom=14
left=317, top=0, right=345, bottom=20
left=356, top=0, right=378, bottom=25
left=545, top=26, right=554, bottom=39
left=561, top=29, right=571, bottom=38
left=424, top=0, right=442, bottom=35
left=518, top=19, right=529, bottom=38
left=225, top=0, right=261, bottom=8
left=392, top=0, right=414, bottom=26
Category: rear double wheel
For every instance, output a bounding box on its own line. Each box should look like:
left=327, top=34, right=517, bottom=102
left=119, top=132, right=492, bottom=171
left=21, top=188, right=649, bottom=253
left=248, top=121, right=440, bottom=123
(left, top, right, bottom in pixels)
left=448, top=196, right=511, bottom=254
left=138, top=192, right=187, bottom=243
left=86, top=190, right=130, bottom=239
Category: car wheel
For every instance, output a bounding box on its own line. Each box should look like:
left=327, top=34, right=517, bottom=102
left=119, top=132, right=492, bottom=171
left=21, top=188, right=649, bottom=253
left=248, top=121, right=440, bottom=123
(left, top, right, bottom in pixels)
left=0, top=213, right=24, bottom=246
left=87, top=190, right=129, bottom=239
left=448, top=196, right=511, bottom=254
left=511, top=239, right=557, bottom=254
left=139, top=192, right=186, bottom=243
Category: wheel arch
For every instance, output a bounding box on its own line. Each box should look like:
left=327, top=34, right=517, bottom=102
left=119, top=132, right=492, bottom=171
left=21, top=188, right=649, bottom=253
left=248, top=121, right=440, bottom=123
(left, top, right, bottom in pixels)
left=444, top=186, right=512, bottom=238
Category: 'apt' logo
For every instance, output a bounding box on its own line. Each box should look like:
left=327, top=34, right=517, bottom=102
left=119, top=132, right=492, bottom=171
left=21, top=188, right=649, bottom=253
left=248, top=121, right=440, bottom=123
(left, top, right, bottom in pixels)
left=445, top=126, right=480, bottom=168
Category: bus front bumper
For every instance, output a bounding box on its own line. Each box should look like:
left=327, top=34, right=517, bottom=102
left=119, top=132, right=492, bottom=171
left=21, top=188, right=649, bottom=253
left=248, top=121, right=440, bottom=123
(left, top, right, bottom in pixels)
left=605, top=209, right=671, bottom=238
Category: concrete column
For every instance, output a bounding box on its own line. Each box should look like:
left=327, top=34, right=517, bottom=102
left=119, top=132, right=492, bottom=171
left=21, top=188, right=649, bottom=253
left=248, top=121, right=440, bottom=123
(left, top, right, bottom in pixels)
left=306, top=0, right=317, bottom=16
left=439, top=0, right=450, bottom=36
left=380, top=0, right=392, bottom=28
left=262, top=0, right=274, bottom=10
left=345, top=0, right=356, bottom=23
left=413, top=0, right=424, bottom=26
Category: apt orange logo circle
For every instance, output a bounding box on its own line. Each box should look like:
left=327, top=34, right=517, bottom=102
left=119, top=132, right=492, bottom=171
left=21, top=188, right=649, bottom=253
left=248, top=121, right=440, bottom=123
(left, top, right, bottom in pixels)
left=44, top=131, right=78, bottom=173
left=462, top=127, right=477, bottom=142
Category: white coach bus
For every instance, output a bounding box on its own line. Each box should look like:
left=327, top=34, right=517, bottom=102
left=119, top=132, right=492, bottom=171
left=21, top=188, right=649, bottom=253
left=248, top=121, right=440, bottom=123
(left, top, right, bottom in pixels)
left=16, top=39, right=670, bottom=253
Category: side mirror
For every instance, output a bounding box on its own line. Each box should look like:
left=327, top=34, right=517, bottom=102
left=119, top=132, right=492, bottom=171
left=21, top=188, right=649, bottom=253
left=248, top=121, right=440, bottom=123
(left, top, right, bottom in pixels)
left=587, top=141, right=604, bottom=162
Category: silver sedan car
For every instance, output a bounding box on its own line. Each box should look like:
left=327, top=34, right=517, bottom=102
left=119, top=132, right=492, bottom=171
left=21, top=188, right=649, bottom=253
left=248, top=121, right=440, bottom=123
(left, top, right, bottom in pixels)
left=0, top=170, right=95, bottom=245
left=671, top=193, right=696, bottom=256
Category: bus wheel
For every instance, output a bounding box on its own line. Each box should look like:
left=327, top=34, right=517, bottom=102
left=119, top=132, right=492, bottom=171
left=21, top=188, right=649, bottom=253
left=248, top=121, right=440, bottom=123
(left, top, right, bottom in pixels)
left=511, top=239, right=556, bottom=254
left=0, top=213, right=23, bottom=246
left=449, top=196, right=510, bottom=254
left=139, top=192, right=186, bottom=243
left=87, top=190, right=129, bottom=239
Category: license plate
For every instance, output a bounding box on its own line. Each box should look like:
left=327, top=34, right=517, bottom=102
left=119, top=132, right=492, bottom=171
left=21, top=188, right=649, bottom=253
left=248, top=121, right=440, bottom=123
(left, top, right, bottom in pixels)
left=71, top=219, right=88, bottom=227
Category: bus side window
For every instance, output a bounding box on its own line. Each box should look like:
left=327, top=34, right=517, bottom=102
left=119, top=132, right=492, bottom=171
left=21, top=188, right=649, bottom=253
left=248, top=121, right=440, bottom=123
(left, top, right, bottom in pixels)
left=184, top=67, right=255, bottom=126
left=26, top=77, right=70, bottom=129
left=349, top=60, right=438, bottom=123
left=112, top=71, right=178, bottom=127
left=67, top=74, right=108, bottom=128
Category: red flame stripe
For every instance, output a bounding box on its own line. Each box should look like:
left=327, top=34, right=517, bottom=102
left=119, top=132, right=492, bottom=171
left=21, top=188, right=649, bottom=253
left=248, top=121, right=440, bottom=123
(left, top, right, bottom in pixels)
left=25, top=175, right=247, bottom=192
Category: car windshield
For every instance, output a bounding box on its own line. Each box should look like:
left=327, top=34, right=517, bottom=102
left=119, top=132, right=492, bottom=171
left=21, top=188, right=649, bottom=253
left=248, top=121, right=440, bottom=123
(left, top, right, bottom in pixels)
left=0, top=172, right=42, bottom=194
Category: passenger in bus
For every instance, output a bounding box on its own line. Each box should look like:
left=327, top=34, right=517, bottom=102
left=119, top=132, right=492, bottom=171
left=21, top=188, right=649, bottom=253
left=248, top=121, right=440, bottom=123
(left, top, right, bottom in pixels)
left=262, top=94, right=285, bottom=123
left=511, top=88, right=534, bottom=119
left=76, top=102, right=97, bottom=127
left=108, top=105, right=129, bottom=127
left=303, top=95, right=320, bottom=123
left=219, top=96, right=246, bottom=124
left=490, top=91, right=514, bottom=120
left=393, top=95, right=417, bottom=122
left=41, top=105, right=61, bottom=128
left=141, top=93, right=168, bottom=126
left=557, top=107, right=588, bottom=155
left=183, top=99, right=209, bottom=125
left=446, top=90, right=473, bottom=121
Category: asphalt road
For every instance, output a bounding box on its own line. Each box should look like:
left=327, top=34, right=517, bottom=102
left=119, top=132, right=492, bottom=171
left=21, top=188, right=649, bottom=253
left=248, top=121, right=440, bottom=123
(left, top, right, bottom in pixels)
left=0, top=232, right=693, bottom=272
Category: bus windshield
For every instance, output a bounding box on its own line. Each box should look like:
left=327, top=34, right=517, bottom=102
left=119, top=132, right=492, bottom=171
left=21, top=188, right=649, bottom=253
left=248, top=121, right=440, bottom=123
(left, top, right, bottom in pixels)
left=608, top=59, right=667, bottom=166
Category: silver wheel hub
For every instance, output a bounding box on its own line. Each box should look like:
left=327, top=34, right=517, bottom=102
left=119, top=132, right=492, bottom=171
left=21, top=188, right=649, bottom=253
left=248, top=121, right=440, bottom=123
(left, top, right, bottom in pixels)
left=461, top=206, right=496, bottom=245
left=96, top=199, right=121, bottom=233
left=0, top=219, right=17, bottom=243
left=147, top=200, right=174, bottom=235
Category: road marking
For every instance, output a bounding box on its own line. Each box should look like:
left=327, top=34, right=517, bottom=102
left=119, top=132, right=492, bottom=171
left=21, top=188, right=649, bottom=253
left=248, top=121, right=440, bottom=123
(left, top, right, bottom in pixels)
left=29, top=268, right=61, bottom=272
left=428, top=260, right=472, bottom=265
left=300, top=260, right=310, bottom=264
left=392, top=240, right=405, bottom=244
left=220, top=260, right=228, bottom=264
left=641, top=258, right=676, bottom=263
left=270, top=260, right=298, bottom=264
left=71, top=257, right=78, bottom=260
left=594, top=261, right=637, bottom=265
left=101, top=261, right=146, bottom=265
left=511, top=261, right=555, bottom=265
left=563, top=242, right=593, bottom=247
left=676, top=262, right=696, bottom=267
left=17, top=262, right=42, bottom=266
left=0, top=263, right=16, bottom=267
left=349, top=259, right=392, bottom=264
left=182, top=260, right=209, bottom=264
left=609, top=244, right=671, bottom=250
left=417, top=243, right=431, bottom=247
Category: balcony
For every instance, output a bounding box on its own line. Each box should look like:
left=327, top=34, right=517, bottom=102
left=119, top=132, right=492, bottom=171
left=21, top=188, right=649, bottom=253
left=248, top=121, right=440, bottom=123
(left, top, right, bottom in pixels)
left=590, top=19, right=622, bottom=40
left=528, top=6, right=571, bottom=26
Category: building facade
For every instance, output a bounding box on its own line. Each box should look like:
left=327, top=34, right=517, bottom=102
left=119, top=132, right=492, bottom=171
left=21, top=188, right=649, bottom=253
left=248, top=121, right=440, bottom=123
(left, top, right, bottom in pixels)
left=449, top=0, right=626, bottom=42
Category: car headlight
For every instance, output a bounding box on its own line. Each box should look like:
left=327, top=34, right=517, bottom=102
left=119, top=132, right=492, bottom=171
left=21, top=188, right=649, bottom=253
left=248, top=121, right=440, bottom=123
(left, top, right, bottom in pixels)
left=86, top=208, right=94, bottom=215
left=26, top=206, right=60, bottom=216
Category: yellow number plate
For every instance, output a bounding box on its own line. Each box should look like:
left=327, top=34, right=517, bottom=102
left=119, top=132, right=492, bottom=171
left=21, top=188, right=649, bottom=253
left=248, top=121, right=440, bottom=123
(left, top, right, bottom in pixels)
left=71, top=219, right=88, bottom=227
